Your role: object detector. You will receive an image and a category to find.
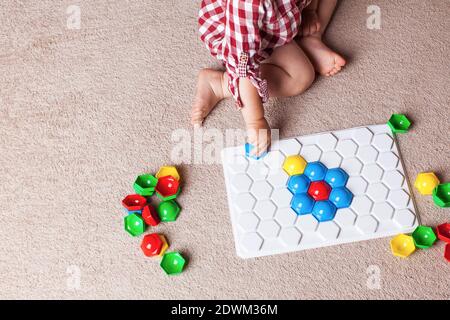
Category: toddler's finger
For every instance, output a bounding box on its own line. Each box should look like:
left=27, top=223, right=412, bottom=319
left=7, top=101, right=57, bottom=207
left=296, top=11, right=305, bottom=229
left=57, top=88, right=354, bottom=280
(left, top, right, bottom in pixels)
left=252, top=141, right=269, bottom=158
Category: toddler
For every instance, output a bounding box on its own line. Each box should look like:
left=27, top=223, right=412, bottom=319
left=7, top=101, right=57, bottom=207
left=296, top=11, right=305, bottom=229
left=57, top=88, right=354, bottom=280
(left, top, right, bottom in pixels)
left=192, top=0, right=346, bottom=156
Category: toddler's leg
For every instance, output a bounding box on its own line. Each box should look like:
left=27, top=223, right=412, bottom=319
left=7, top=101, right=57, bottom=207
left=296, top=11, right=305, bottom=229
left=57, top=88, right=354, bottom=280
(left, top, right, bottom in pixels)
left=192, top=41, right=314, bottom=127
left=191, top=69, right=231, bottom=126
left=261, top=41, right=315, bottom=98
left=241, top=41, right=316, bottom=156
left=298, top=0, right=346, bottom=76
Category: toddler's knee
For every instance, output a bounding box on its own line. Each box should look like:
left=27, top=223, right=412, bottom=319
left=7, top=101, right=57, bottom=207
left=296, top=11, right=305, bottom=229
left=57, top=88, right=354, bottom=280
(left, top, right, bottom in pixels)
left=292, top=64, right=315, bottom=95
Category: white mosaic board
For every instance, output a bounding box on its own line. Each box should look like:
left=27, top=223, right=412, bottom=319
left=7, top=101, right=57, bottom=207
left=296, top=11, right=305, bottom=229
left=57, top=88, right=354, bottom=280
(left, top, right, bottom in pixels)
left=221, top=124, right=419, bottom=259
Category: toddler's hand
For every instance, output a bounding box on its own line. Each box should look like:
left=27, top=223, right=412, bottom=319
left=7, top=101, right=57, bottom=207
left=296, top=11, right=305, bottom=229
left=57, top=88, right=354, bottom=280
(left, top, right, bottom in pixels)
left=247, top=118, right=271, bottom=158
left=300, top=10, right=321, bottom=37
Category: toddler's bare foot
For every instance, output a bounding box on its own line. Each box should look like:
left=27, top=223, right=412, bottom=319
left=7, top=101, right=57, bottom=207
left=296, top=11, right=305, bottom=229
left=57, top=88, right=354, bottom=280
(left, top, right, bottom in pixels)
left=191, top=69, right=229, bottom=127
left=299, top=35, right=346, bottom=76
left=246, top=118, right=271, bottom=158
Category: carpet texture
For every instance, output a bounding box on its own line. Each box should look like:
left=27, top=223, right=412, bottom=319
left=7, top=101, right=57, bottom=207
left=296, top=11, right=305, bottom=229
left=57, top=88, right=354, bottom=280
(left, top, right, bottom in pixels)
left=0, top=0, right=449, bottom=299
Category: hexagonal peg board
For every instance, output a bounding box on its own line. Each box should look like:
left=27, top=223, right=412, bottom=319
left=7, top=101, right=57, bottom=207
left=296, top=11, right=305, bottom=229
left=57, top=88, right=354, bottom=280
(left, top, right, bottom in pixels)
left=432, top=183, right=450, bottom=208
left=317, top=133, right=338, bottom=152
left=414, top=172, right=440, bottom=195
left=160, top=252, right=186, bottom=275
left=222, top=124, right=418, bottom=258
left=251, top=180, right=273, bottom=199
left=390, top=234, right=416, bottom=258
left=279, top=228, right=302, bottom=247
left=156, top=166, right=180, bottom=181
left=124, top=213, right=146, bottom=237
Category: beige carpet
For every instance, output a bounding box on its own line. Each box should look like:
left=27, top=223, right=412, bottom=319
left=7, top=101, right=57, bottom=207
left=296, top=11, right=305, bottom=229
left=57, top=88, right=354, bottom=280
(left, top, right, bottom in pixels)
left=0, top=0, right=449, bottom=300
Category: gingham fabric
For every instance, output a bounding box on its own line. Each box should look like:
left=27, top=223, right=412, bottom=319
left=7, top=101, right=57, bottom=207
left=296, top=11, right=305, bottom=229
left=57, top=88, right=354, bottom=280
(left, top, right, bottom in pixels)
left=199, top=0, right=310, bottom=108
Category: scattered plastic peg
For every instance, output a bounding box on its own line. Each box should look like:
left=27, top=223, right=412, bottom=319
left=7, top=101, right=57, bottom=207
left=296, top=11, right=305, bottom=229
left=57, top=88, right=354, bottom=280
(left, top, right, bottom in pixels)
left=390, top=234, right=416, bottom=258
left=141, top=204, right=160, bottom=226
left=157, top=200, right=181, bottom=222
left=432, top=183, right=450, bottom=208
left=141, top=233, right=168, bottom=257
left=133, top=174, right=158, bottom=196
left=444, top=244, right=450, bottom=263
left=121, top=194, right=147, bottom=212
left=387, top=114, right=411, bottom=134
left=156, top=166, right=180, bottom=181
left=141, top=234, right=168, bottom=257
left=414, top=172, right=440, bottom=195
left=411, top=225, right=437, bottom=249
left=160, top=252, right=186, bottom=275
left=124, top=213, right=146, bottom=237
left=245, top=143, right=267, bottom=160
left=156, top=175, right=181, bottom=201
left=436, top=223, right=450, bottom=243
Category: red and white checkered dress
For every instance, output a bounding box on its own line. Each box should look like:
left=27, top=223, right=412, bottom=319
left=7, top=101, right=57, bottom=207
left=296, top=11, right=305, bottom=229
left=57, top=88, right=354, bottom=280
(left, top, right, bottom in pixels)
left=199, top=0, right=310, bottom=108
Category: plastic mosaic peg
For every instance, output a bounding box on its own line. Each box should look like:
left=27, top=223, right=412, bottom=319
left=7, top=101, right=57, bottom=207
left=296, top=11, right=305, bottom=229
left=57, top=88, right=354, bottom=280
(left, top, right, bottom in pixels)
left=444, top=244, right=450, bottom=263
left=124, top=213, right=146, bottom=237
left=387, top=114, right=411, bottom=134
left=141, top=233, right=168, bottom=257
left=156, top=175, right=181, bottom=201
left=283, top=155, right=307, bottom=176
left=414, top=172, right=440, bottom=195
left=432, top=183, right=450, bottom=208
left=122, top=194, right=147, bottom=212
left=157, top=200, right=181, bottom=222
left=133, top=174, right=158, bottom=196
left=245, top=143, right=268, bottom=160
left=160, top=252, right=186, bottom=275
left=221, top=124, right=419, bottom=258
left=390, top=234, right=416, bottom=258
left=436, top=223, right=450, bottom=243
left=141, top=204, right=160, bottom=226
left=156, top=166, right=180, bottom=181
left=287, top=174, right=310, bottom=195
left=411, top=225, right=437, bottom=249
